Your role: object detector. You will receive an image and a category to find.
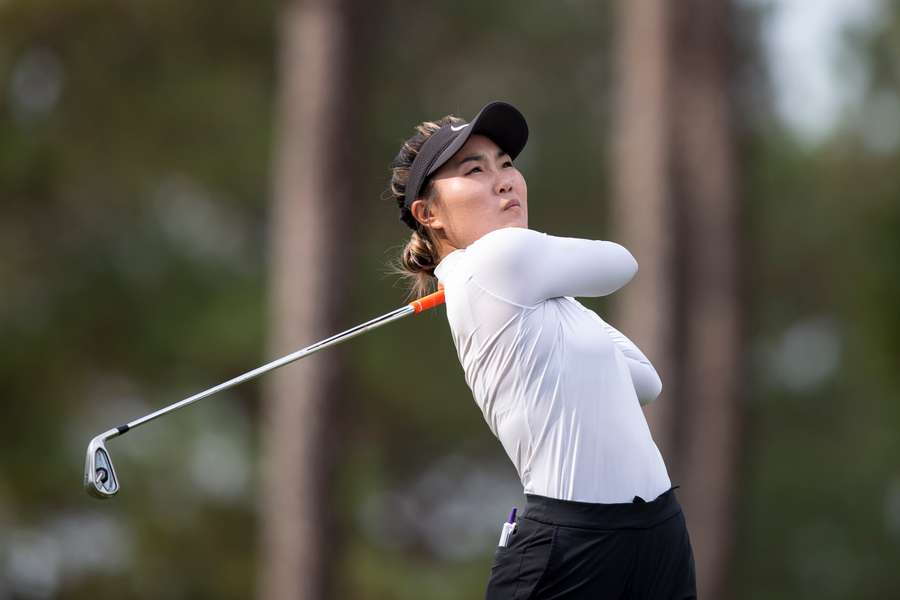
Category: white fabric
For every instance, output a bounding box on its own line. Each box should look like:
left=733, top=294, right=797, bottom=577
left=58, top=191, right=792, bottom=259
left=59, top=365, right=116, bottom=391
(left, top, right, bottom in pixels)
left=433, top=227, right=671, bottom=503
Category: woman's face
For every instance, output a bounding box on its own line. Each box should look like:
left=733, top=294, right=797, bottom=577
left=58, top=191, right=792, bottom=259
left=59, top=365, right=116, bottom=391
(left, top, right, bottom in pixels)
left=412, top=134, right=528, bottom=254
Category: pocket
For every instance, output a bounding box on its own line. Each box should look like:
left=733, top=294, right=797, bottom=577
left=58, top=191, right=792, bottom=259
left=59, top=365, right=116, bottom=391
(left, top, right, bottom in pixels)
left=485, top=518, right=556, bottom=600
left=487, top=527, right=518, bottom=578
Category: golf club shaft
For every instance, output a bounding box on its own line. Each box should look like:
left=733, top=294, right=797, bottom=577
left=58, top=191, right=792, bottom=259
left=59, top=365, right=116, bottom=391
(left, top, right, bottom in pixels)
left=110, top=289, right=444, bottom=439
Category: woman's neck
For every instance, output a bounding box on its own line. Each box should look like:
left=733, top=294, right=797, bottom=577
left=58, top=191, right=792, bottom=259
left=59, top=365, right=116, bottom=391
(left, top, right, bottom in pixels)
left=436, top=237, right=460, bottom=264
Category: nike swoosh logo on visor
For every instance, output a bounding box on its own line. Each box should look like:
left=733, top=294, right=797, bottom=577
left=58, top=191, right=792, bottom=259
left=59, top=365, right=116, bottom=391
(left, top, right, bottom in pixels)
left=450, top=124, right=469, bottom=131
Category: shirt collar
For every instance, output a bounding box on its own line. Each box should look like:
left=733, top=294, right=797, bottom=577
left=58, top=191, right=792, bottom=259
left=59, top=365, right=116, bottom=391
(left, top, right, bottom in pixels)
left=433, top=248, right=463, bottom=282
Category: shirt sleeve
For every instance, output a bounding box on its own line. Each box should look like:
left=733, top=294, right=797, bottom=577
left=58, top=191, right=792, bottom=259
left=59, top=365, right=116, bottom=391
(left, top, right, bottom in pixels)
left=464, top=227, right=639, bottom=307
left=598, top=318, right=663, bottom=406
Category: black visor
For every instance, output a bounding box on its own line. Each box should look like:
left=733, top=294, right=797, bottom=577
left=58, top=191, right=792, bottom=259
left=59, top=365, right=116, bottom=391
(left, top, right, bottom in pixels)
left=403, top=101, right=529, bottom=210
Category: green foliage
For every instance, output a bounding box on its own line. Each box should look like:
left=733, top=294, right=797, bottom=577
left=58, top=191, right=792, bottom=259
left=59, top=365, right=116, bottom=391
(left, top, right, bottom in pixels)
left=1, top=0, right=271, bottom=596
left=731, top=4, right=900, bottom=598
left=2, top=0, right=899, bottom=598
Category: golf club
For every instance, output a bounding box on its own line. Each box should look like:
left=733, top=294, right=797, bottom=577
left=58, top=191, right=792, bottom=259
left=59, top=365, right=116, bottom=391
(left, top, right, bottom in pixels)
left=84, top=288, right=445, bottom=499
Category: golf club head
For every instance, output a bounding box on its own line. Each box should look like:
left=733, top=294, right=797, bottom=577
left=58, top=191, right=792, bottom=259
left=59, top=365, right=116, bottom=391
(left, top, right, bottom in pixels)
left=84, top=433, right=119, bottom=499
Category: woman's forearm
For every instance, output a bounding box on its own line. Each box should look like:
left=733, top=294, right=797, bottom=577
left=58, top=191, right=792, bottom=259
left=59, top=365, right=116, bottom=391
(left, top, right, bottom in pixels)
left=600, top=319, right=663, bottom=405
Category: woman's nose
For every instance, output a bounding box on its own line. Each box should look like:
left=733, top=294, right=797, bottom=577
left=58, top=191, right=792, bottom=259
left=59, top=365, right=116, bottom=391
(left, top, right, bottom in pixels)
left=495, top=174, right=514, bottom=195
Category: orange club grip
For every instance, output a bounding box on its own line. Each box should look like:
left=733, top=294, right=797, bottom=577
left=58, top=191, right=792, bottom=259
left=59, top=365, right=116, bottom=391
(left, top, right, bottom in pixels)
left=410, top=286, right=446, bottom=314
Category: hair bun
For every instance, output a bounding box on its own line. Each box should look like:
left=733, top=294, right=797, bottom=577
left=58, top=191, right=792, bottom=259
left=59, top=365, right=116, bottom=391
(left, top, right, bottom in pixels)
left=402, top=230, right=438, bottom=276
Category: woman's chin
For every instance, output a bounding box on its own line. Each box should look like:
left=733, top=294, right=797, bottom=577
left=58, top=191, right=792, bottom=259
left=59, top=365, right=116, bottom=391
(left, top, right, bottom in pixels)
left=504, top=211, right=528, bottom=229
left=493, top=220, right=527, bottom=233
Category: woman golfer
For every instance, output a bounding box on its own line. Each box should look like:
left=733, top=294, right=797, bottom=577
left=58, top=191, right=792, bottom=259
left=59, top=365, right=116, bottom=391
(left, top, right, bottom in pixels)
left=389, top=101, right=696, bottom=599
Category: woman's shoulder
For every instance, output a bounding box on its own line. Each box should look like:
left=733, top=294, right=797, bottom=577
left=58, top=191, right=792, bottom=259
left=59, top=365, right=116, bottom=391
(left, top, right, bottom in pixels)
left=464, top=227, right=546, bottom=267
left=451, top=227, right=549, bottom=306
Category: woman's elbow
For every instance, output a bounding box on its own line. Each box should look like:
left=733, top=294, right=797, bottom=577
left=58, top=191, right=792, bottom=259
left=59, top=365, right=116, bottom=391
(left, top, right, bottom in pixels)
left=637, top=374, right=663, bottom=406
left=622, top=246, right=639, bottom=282
left=606, top=242, right=639, bottom=293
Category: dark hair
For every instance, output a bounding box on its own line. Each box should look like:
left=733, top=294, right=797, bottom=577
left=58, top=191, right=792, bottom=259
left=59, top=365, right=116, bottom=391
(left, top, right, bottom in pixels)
left=387, top=114, right=465, bottom=299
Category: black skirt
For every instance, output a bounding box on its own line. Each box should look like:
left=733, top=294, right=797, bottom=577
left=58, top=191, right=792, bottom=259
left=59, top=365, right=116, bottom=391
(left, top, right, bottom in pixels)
left=485, top=486, right=697, bottom=600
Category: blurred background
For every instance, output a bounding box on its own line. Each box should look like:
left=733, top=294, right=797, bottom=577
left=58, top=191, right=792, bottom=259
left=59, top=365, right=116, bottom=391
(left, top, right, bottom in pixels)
left=1, top=0, right=899, bottom=598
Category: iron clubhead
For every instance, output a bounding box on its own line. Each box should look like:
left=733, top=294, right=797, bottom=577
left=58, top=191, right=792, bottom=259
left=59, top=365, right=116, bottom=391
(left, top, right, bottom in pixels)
left=84, top=433, right=119, bottom=498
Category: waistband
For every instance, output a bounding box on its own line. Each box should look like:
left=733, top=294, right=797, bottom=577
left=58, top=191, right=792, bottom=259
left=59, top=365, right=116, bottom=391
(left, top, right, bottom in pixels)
left=522, top=486, right=683, bottom=530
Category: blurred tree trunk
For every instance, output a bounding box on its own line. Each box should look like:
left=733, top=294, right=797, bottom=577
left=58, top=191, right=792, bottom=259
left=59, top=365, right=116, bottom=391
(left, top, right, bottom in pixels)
left=260, top=0, right=360, bottom=598
left=612, top=0, right=743, bottom=598
left=669, top=1, right=743, bottom=597
left=611, top=0, right=677, bottom=462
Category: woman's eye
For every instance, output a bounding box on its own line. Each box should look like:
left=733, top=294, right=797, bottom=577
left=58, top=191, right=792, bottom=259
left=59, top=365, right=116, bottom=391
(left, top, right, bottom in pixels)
left=465, top=161, right=512, bottom=175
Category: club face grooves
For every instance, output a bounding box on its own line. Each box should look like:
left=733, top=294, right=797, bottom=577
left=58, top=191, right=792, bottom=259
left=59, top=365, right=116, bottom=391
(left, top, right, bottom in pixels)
left=84, top=436, right=119, bottom=498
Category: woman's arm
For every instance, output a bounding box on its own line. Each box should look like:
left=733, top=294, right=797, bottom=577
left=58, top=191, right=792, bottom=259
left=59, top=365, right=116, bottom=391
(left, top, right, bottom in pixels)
left=598, top=318, right=663, bottom=405
left=465, top=227, right=638, bottom=307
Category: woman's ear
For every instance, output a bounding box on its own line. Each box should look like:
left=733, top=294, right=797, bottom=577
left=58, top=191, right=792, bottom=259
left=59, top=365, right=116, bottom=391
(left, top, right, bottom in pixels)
left=411, top=198, right=444, bottom=232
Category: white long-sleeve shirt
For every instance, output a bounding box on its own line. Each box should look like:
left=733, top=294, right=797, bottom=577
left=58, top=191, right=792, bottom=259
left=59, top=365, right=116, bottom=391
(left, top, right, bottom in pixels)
left=433, top=227, right=671, bottom=503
